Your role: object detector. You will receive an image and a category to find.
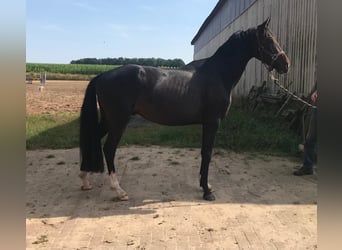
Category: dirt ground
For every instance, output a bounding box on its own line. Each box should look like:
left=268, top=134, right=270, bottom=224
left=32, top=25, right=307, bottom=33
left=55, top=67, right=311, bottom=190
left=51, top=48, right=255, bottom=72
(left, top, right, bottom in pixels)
left=26, top=80, right=88, bottom=114
left=26, top=81, right=317, bottom=249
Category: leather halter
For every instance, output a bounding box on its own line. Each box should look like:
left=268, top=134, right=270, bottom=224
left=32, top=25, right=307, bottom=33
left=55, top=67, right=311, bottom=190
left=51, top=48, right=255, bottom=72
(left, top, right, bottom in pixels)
left=256, top=29, right=285, bottom=71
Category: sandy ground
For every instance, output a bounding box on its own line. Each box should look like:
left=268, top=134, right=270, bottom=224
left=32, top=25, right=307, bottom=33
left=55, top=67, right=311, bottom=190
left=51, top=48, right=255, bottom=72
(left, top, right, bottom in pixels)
left=26, top=80, right=88, bottom=114
left=26, top=81, right=317, bottom=249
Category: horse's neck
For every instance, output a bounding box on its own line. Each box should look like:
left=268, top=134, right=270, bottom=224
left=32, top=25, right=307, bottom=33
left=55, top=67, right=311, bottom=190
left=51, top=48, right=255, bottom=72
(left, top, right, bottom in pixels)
left=203, top=31, right=256, bottom=90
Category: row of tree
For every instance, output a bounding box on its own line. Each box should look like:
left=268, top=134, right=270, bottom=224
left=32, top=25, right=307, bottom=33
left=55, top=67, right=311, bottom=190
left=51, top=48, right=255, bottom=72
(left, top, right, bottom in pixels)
left=70, top=57, right=185, bottom=68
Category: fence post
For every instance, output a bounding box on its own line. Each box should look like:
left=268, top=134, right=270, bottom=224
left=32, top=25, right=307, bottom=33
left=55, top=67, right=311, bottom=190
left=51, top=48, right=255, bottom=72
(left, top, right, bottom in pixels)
left=39, top=72, right=46, bottom=92
left=40, top=72, right=46, bottom=85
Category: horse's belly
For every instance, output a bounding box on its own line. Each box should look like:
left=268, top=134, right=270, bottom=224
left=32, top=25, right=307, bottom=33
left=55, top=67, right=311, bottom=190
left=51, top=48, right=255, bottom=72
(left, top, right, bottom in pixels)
left=133, top=97, right=201, bottom=125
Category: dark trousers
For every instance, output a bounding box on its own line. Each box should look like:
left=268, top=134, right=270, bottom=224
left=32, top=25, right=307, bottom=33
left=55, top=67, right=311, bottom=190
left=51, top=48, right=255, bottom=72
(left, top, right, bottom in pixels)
left=303, top=108, right=317, bottom=168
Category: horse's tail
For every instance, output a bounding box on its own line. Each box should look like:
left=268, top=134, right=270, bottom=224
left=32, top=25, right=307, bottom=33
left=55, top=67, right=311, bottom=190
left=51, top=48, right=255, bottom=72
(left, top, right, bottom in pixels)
left=79, top=76, right=104, bottom=173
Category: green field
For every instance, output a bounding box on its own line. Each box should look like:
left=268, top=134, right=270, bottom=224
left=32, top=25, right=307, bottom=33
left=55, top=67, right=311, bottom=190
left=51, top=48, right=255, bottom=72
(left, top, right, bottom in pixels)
left=26, top=63, right=121, bottom=80
left=26, top=63, right=119, bottom=75
left=26, top=106, right=301, bottom=157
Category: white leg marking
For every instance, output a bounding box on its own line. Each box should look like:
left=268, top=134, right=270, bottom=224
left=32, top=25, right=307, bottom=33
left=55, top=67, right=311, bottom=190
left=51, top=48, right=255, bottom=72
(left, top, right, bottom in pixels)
left=79, top=171, right=92, bottom=190
left=199, top=176, right=213, bottom=192
left=109, top=173, right=128, bottom=200
left=208, top=183, right=213, bottom=192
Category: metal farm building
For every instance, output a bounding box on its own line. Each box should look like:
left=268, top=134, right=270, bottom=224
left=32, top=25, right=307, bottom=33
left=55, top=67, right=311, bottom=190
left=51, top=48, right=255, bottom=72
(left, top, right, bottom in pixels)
left=191, top=0, right=317, bottom=97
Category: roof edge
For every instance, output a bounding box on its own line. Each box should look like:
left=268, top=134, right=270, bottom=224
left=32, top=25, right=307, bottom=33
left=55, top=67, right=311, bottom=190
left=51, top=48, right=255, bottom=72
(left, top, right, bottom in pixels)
left=191, top=0, right=227, bottom=45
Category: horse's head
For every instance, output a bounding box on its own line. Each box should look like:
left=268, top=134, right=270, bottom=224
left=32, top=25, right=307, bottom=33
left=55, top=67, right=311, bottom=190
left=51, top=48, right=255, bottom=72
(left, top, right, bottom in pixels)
left=256, top=17, right=290, bottom=74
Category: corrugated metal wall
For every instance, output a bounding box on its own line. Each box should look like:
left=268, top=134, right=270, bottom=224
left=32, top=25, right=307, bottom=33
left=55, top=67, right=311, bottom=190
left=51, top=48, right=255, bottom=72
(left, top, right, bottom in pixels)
left=193, top=0, right=317, bottom=97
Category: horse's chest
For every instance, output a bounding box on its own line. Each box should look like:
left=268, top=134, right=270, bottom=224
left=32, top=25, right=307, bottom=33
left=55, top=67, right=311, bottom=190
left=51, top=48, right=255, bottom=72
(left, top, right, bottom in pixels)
left=205, top=88, right=232, bottom=118
left=217, top=95, right=232, bottom=118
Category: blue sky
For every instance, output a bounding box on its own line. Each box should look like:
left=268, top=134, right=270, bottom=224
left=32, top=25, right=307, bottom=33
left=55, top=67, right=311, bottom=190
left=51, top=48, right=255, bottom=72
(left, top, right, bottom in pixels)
left=26, top=0, right=217, bottom=64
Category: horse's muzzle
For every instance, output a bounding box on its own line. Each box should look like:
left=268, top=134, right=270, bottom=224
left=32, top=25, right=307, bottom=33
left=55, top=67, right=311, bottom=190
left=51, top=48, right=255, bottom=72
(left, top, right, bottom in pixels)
left=274, top=53, right=290, bottom=74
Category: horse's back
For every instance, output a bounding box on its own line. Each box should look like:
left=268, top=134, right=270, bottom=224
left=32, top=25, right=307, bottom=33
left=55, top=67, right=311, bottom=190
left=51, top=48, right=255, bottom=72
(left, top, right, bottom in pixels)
left=93, top=65, right=145, bottom=109
left=95, top=64, right=145, bottom=92
left=94, top=64, right=203, bottom=125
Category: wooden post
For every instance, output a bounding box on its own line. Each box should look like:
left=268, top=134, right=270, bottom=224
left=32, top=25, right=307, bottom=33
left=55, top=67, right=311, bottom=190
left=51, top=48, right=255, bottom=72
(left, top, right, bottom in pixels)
left=39, top=72, right=46, bottom=92
left=275, top=94, right=292, bottom=117
left=40, top=72, right=46, bottom=85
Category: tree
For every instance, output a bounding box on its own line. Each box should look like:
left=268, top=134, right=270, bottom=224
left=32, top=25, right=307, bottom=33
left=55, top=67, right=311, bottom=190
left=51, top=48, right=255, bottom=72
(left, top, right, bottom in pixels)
left=70, top=57, right=185, bottom=68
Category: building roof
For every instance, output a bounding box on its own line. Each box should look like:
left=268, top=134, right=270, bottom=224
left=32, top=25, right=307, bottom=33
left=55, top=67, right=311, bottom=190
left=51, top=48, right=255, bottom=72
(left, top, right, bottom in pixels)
left=191, top=0, right=227, bottom=45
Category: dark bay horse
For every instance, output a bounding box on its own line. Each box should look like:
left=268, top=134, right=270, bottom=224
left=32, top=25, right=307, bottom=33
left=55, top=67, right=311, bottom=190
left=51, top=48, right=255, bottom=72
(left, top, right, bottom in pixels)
left=79, top=18, right=289, bottom=201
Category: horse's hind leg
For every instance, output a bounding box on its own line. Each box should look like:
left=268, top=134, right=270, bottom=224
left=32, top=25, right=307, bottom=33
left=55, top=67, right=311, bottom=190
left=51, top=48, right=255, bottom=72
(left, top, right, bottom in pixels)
left=103, top=113, right=130, bottom=201
left=79, top=111, right=108, bottom=191
left=105, top=131, right=129, bottom=200
left=79, top=171, right=92, bottom=190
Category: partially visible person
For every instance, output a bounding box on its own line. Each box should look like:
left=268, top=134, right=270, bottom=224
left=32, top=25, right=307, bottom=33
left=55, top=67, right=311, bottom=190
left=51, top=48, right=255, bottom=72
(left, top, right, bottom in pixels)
left=293, top=87, right=317, bottom=176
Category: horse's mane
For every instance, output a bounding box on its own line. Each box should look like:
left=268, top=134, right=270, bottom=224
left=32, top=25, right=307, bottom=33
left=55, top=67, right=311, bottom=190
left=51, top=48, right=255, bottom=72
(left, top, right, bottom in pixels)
left=214, top=28, right=256, bottom=57
left=189, top=27, right=258, bottom=73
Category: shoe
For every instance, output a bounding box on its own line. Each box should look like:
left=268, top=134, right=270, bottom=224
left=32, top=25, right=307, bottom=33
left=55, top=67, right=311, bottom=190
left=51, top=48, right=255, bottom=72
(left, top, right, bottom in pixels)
left=293, top=166, right=313, bottom=176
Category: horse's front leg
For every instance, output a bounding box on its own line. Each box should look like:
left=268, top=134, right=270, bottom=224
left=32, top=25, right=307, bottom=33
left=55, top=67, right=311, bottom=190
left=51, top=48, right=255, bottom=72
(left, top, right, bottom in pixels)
left=200, top=121, right=219, bottom=201
left=109, top=172, right=128, bottom=201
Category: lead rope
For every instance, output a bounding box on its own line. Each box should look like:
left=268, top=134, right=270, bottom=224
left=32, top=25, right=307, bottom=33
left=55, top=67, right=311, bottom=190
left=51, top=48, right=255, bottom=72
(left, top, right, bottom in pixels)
left=268, top=72, right=317, bottom=109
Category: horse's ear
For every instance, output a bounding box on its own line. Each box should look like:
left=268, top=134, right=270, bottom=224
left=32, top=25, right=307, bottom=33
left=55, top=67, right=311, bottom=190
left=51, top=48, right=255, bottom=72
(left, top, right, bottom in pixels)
left=260, top=17, right=271, bottom=29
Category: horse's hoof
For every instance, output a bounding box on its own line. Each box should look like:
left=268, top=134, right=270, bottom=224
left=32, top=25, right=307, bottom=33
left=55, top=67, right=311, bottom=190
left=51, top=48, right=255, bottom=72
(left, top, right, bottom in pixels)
left=118, top=194, right=129, bottom=201
left=81, top=185, right=92, bottom=191
left=203, top=192, right=216, bottom=201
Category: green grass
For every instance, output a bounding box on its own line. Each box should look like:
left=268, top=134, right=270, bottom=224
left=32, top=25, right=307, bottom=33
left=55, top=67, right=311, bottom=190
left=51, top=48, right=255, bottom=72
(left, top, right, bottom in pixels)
left=120, top=123, right=202, bottom=148
left=26, top=113, right=201, bottom=150
left=26, top=113, right=80, bottom=149
left=216, top=107, right=301, bottom=156
left=26, top=106, right=301, bottom=156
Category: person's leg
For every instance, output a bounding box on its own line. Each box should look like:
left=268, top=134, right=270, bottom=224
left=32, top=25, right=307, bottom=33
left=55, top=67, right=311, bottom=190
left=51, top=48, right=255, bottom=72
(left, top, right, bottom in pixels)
left=294, top=109, right=317, bottom=176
